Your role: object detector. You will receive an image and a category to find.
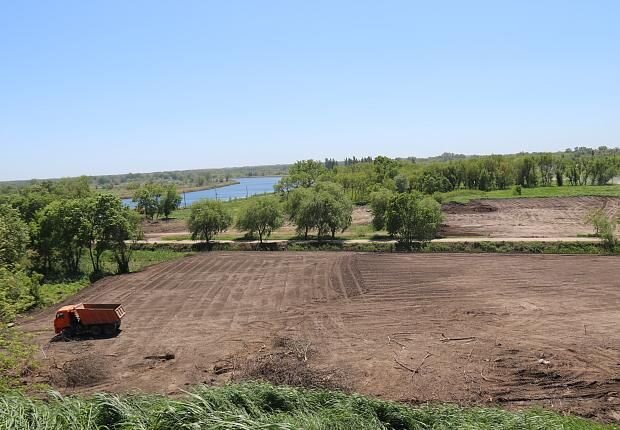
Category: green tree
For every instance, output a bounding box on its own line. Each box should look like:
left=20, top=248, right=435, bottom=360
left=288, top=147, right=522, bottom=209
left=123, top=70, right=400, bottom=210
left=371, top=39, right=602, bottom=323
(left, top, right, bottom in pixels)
left=132, top=183, right=162, bottom=220
left=314, top=182, right=353, bottom=239
left=369, top=188, right=394, bottom=230
left=538, top=154, right=554, bottom=186
left=373, top=156, right=398, bottom=183
left=36, top=199, right=89, bottom=274
left=83, top=194, right=125, bottom=274
left=236, top=197, right=283, bottom=243
left=159, top=185, right=182, bottom=219
left=188, top=200, right=232, bottom=243
left=385, top=192, right=442, bottom=247
left=394, top=174, right=409, bottom=193
left=0, top=205, right=29, bottom=269
left=108, top=208, right=142, bottom=274
left=287, top=160, right=326, bottom=188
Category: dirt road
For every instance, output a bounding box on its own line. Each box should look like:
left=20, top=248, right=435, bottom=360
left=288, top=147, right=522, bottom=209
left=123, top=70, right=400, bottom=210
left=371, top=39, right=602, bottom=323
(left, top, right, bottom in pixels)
left=22, top=252, right=620, bottom=421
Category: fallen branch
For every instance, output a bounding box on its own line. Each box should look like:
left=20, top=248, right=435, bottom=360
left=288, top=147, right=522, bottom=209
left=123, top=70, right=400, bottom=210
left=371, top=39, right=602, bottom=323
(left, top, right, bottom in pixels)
left=414, top=352, right=433, bottom=374
left=388, top=336, right=407, bottom=348
left=440, top=333, right=476, bottom=343
left=394, top=352, right=433, bottom=375
left=394, top=358, right=416, bottom=373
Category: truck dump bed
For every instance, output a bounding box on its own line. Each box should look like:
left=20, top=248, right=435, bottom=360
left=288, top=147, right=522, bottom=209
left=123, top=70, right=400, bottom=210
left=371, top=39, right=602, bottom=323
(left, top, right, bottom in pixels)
left=73, top=303, right=126, bottom=326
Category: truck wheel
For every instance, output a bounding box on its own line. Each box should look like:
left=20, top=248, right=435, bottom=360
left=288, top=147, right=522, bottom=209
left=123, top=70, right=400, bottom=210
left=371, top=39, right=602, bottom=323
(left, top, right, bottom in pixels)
left=103, top=324, right=116, bottom=336
left=90, top=325, right=102, bottom=337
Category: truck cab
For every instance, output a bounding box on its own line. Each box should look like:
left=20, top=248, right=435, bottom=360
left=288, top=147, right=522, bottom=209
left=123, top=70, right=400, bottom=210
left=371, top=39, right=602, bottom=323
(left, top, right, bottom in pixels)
left=53, top=305, right=77, bottom=334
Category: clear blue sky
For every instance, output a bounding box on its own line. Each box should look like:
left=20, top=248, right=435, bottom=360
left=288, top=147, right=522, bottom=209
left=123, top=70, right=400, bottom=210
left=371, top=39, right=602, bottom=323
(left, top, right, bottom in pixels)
left=1, top=1, right=619, bottom=181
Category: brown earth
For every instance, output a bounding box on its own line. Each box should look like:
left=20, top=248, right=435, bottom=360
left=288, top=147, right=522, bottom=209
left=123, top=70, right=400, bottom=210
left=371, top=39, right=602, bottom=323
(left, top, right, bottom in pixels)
left=441, top=196, right=620, bottom=238
left=21, top=252, right=619, bottom=421
left=143, top=197, right=620, bottom=240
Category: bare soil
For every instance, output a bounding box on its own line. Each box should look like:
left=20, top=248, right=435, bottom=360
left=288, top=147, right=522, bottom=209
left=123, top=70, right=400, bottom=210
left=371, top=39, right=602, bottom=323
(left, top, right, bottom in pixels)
left=441, top=196, right=620, bottom=238
left=22, top=252, right=620, bottom=421
left=144, top=197, right=620, bottom=240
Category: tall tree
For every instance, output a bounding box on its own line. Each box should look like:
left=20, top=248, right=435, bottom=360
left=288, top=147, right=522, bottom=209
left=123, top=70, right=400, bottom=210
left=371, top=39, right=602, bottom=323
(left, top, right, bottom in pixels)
left=36, top=199, right=89, bottom=274
left=236, top=197, right=283, bottom=243
left=188, top=200, right=232, bottom=243
left=132, top=183, right=162, bottom=220
left=83, top=194, right=125, bottom=274
left=385, top=192, right=442, bottom=247
left=0, top=204, right=29, bottom=269
left=159, top=185, right=182, bottom=219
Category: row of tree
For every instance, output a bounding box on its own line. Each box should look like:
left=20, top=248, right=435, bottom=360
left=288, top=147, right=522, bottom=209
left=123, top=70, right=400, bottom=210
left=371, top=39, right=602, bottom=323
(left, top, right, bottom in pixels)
left=281, top=150, right=619, bottom=203
left=189, top=160, right=444, bottom=247
left=187, top=184, right=354, bottom=244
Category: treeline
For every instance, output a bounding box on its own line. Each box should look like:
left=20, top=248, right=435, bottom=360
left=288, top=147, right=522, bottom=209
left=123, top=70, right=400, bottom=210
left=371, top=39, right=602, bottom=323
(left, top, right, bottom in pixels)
left=0, top=178, right=141, bottom=323
left=300, top=148, right=620, bottom=203
left=0, top=164, right=289, bottom=193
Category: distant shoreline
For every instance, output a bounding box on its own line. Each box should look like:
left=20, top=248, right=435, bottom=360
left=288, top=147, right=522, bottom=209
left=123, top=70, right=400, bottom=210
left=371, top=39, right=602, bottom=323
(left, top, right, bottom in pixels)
left=116, top=180, right=240, bottom=199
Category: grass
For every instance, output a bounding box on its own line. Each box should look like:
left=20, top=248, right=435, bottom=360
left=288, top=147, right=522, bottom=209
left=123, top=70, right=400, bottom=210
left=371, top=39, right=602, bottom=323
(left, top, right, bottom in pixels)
left=0, top=329, right=36, bottom=392
left=0, top=382, right=616, bottom=430
left=440, top=184, right=620, bottom=204
left=171, top=193, right=273, bottom=220
left=133, top=239, right=618, bottom=255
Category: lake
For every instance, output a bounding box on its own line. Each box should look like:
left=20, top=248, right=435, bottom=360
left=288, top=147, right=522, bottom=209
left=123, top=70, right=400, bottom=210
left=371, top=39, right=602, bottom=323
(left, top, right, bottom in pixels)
left=123, top=176, right=281, bottom=208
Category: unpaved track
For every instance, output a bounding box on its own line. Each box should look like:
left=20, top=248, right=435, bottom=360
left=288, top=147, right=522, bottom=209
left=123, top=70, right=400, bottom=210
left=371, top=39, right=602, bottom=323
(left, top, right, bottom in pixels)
left=22, top=252, right=620, bottom=421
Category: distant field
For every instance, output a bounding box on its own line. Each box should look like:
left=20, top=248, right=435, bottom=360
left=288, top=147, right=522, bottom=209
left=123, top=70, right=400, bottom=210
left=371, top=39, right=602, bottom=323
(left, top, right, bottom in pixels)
left=439, top=184, right=620, bottom=203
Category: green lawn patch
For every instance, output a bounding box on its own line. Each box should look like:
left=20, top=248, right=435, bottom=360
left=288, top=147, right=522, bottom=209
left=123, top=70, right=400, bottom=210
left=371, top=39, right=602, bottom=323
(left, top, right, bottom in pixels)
left=440, top=185, right=620, bottom=204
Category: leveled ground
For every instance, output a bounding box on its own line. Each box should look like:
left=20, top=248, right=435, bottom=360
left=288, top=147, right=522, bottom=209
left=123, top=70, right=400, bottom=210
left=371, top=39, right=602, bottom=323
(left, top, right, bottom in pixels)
left=21, top=252, right=620, bottom=422
left=442, top=196, right=620, bottom=238
left=142, top=196, right=619, bottom=241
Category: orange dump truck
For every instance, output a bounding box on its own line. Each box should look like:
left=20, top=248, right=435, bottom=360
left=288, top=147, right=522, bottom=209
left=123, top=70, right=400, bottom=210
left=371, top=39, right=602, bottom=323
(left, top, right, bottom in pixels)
left=54, top=303, right=125, bottom=337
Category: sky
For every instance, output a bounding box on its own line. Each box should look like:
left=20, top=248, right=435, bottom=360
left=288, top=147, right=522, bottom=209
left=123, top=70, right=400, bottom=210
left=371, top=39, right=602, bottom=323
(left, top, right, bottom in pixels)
left=1, top=1, right=619, bottom=181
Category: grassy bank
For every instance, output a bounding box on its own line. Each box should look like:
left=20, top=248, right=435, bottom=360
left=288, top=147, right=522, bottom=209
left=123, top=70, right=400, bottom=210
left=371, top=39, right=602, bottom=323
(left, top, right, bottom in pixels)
left=132, top=239, right=616, bottom=255
left=439, top=184, right=620, bottom=204
left=0, top=382, right=615, bottom=430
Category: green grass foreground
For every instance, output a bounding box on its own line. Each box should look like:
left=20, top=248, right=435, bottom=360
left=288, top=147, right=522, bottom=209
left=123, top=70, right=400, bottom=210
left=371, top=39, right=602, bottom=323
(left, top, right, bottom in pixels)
left=0, top=383, right=616, bottom=430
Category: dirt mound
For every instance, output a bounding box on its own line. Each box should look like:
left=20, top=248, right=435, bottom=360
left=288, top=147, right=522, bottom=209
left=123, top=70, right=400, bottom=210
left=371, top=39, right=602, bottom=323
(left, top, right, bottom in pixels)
left=443, top=201, right=498, bottom=214
left=21, top=252, right=620, bottom=421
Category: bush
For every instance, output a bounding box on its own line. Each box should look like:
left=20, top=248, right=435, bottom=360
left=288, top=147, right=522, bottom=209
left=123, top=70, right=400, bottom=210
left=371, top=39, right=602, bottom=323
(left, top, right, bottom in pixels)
left=385, top=192, right=443, bottom=247
left=586, top=209, right=617, bottom=249
left=0, top=269, right=41, bottom=323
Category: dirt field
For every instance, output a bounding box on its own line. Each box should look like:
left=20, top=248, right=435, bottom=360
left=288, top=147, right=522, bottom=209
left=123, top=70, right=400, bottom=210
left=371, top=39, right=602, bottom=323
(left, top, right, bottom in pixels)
left=143, top=196, right=620, bottom=240
left=22, top=252, right=620, bottom=421
left=442, top=196, right=620, bottom=238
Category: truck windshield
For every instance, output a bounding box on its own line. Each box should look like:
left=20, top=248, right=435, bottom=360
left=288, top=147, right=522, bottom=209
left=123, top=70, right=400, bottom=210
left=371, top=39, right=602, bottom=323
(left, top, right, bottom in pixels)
left=56, top=313, right=64, bottom=319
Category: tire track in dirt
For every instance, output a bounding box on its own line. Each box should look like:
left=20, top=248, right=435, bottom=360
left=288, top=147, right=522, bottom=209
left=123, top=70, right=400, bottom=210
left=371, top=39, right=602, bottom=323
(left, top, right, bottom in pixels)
left=20, top=252, right=620, bottom=421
